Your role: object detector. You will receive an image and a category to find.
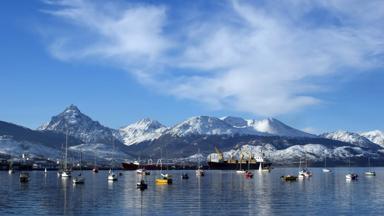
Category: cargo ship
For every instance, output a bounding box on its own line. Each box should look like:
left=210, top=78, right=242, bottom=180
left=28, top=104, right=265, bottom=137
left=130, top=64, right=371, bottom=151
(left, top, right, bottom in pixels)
left=207, top=147, right=272, bottom=170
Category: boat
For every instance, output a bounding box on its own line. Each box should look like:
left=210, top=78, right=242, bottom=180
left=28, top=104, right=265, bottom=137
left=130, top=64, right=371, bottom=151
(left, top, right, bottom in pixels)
left=365, top=157, right=376, bottom=176
left=208, top=146, right=272, bottom=170
left=136, top=179, right=148, bottom=190
left=44, top=168, right=48, bottom=175
left=322, top=156, right=331, bottom=173
left=298, top=158, right=312, bottom=178
left=281, top=175, right=298, bottom=181
left=156, top=153, right=172, bottom=185
left=346, top=157, right=358, bottom=180
left=136, top=168, right=150, bottom=175
left=73, top=150, right=85, bottom=184
left=92, top=150, right=99, bottom=173
left=181, top=173, right=189, bottom=179
left=346, top=173, right=358, bottom=180
left=107, top=139, right=118, bottom=182
left=244, top=170, right=253, bottom=178
left=257, top=151, right=271, bottom=172
left=195, top=148, right=205, bottom=177
left=108, top=169, right=118, bottom=181
left=8, top=168, right=14, bottom=175
left=19, top=172, right=29, bottom=183
left=60, top=131, right=71, bottom=178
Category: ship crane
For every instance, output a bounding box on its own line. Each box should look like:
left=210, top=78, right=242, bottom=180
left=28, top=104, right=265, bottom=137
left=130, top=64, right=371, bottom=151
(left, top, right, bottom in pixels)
left=214, top=146, right=224, bottom=162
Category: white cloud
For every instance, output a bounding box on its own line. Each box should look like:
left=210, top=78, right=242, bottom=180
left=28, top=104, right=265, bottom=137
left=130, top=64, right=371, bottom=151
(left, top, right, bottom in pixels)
left=41, top=0, right=384, bottom=116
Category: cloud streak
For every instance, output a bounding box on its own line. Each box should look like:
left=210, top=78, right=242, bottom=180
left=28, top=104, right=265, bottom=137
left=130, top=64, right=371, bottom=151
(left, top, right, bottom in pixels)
left=41, top=0, right=384, bottom=116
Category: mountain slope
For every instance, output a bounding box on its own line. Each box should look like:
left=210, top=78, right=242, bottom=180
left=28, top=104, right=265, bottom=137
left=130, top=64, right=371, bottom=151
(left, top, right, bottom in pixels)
left=321, top=131, right=380, bottom=149
left=361, top=130, right=384, bottom=148
left=38, top=105, right=115, bottom=143
left=119, top=118, right=167, bottom=146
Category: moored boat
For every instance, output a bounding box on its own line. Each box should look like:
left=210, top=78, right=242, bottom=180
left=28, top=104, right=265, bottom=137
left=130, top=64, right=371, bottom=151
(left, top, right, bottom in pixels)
left=281, top=175, right=298, bottom=181
left=346, top=173, right=358, bottom=180
left=20, top=172, right=29, bottom=183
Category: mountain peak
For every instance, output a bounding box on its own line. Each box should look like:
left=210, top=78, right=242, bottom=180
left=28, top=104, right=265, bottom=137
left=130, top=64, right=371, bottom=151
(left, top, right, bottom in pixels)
left=220, top=116, right=247, bottom=128
left=65, top=104, right=81, bottom=113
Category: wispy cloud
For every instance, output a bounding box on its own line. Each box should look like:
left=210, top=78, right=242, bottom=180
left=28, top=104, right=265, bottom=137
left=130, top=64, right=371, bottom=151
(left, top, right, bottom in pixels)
left=41, top=0, right=384, bottom=116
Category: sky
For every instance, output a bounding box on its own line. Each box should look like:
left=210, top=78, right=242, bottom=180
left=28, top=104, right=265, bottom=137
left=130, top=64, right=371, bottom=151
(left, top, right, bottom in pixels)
left=0, top=0, right=383, bottom=133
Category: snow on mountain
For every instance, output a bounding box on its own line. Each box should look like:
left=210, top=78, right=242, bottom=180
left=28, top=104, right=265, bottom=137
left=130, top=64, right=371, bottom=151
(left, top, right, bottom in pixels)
left=118, top=118, right=167, bottom=146
left=0, top=136, right=61, bottom=159
left=221, top=116, right=248, bottom=128
left=321, top=131, right=380, bottom=149
left=168, top=116, right=240, bottom=136
left=208, top=144, right=377, bottom=164
left=38, top=105, right=115, bottom=143
left=247, top=118, right=316, bottom=138
left=361, top=130, right=384, bottom=148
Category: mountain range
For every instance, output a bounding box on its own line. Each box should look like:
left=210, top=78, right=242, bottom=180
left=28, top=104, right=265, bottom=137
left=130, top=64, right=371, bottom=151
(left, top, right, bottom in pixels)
left=1, top=104, right=384, bottom=165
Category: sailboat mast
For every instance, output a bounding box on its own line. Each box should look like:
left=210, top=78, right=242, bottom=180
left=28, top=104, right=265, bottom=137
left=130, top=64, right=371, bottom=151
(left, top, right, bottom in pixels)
left=64, top=130, right=68, bottom=170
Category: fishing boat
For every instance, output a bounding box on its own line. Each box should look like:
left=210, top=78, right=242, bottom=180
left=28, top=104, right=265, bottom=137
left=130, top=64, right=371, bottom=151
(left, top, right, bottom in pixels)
left=61, top=131, right=71, bottom=178
left=322, top=156, right=331, bottom=173
left=19, top=172, right=29, bottom=183
left=8, top=161, right=14, bottom=174
left=73, top=151, right=85, bottom=184
left=365, top=157, right=376, bottom=176
left=346, top=157, right=358, bottom=180
left=281, top=175, right=298, bottom=181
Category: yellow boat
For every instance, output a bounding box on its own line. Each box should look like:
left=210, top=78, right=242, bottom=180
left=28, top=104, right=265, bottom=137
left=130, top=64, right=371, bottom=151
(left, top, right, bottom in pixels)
left=156, top=177, right=172, bottom=184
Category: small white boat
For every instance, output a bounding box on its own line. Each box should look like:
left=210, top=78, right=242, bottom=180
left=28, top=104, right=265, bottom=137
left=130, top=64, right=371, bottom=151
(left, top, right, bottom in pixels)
left=61, top=170, right=71, bottom=178
left=322, top=156, right=331, bottom=173
left=108, top=169, right=118, bottom=181
left=346, top=173, right=358, bottom=180
left=365, top=158, right=376, bottom=176
left=8, top=169, right=14, bottom=175
left=365, top=171, right=376, bottom=176
left=196, top=168, right=205, bottom=176
left=44, top=168, right=47, bottom=174
left=322, top=168, right=331, bottom=173
left=236, top=170, right=246, bottom=174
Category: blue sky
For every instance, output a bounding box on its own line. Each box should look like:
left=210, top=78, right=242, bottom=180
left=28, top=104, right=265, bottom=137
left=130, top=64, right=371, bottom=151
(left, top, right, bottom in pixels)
left=0, top=0, right=383, bottom=133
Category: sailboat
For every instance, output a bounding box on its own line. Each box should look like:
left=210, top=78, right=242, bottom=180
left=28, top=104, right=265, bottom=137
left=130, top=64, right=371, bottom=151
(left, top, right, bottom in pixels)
left=298, top=158, right=312, bottom=179
left=181, top=162, right=189, bottom=180
left=244, top=155, right=253, bottom=178
left=61, top=131, right=71, bottom=178
left=136, top=171, right=148, bottom=190
left=236, top=152, right=246, bottom=174
left=365, top=157, right=376, bottom=176
left=156, top=149, right=172, bottom=184
left=73, top=150, right=85, bottom=184
left=322, top=156, right=331, bottom=173
left=92, top=150, right=99, bottom=173
left=19, top=172, right=29, bottom=183
left=108, top=138, right=118, bottom=181
left=8, top=160, right=14, bottom=174
left=195, top=148, right=205, bottom=177
left=346, top=157, right=358, bottom=180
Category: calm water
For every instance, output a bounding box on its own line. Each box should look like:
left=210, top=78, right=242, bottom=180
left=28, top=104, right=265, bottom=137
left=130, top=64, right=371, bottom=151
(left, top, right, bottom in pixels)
left=1, top=168, right=383, bottom=215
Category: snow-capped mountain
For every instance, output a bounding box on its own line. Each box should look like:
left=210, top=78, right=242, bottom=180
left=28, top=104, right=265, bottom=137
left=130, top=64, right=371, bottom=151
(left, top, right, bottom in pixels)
left=207, top=144, right=379, bottom=165
left=320, top=131, right=380, bottom=149
left=38, top=105, right=115, bottom=143
left=361, top=130, right=384, bottom=148
left=246, top=117, right=316, bottom=138
left=220, top=116, right=248, bottom=128
left=119, top=118, right=167, bottom=146
left=167, top=116, right=241, bottom=136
